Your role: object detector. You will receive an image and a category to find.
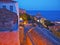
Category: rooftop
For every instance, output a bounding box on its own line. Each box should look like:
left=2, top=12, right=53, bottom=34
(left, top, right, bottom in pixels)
left=0, top=0, right=17, bottom=3
left=0, top=8, right=18, bottom=21
left=0, top=0, right=12, bottom=1
left=0, top=8, right=18, bottom=31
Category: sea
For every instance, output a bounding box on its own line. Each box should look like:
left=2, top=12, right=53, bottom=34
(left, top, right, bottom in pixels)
left=26, top=10, right=60, bottom=21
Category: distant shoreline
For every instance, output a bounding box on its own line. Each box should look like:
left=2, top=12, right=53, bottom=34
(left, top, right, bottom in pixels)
left=26, top=10, right=60, bottom=21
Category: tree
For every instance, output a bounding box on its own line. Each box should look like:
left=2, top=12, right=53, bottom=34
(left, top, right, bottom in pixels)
left=44, top=20, right=55, bottom=28
left=20, top=13, right=32, bottom=21
left=20, top=13, right=27, bottom=21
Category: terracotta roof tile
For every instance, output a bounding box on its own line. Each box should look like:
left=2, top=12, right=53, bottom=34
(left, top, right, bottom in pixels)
left=0, top=0, right=17, bottom=3
left=0, top=8, right=18, bottom=31
left=0, top=0, right=12, bottom=1
left=0, top=8, right=18, bottom=20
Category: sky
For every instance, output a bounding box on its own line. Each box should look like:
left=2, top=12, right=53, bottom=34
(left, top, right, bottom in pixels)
left=15, top=0, right=60, bottom=10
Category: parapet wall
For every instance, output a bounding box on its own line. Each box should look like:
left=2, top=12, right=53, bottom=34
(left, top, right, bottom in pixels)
left=0, top=31, right=20, bottom=45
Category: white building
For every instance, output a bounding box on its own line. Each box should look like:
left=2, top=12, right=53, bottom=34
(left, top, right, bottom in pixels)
left=0, top=0, right=19, bottom=26
left=0, top=0, right=19, bottom=15
left=0, top=0, right=20, bottom=45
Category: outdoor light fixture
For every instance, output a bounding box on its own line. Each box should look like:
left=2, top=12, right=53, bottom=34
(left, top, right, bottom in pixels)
left=37, top=20, right=40, bottom=22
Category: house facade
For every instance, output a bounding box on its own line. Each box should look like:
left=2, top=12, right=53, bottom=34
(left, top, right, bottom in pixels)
left=0, top=0, right=20, bottom=45
left=0, top=0, right=19, bottom=15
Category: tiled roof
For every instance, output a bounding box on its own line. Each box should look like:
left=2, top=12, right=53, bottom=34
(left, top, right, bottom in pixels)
left=0, top=8, right=17, bottom=15
left=0, top=8, right=17, bottom=14
left=0, top=0, right=17, bottom=3
left=19, top=8, right=26, bottom=14
left=0, top=0, right=12, bottom=2
left=0, top=8, right=18, bottom=31
left=0, top=8, right=18, bottom=22
left=0, top=8, right=18, bottom=21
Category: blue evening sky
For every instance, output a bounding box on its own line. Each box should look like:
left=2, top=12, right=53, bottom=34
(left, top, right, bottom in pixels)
left=15, top=0, right=60, bottom=10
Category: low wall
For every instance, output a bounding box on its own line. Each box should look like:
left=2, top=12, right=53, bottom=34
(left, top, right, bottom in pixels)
left=0, top=31, right=20, bottom=45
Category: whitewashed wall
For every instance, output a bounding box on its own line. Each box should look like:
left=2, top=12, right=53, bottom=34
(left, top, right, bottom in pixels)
left=0, top=2, right=19, bottom=16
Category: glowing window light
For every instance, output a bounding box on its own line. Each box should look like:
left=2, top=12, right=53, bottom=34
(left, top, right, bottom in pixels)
left=37, top=20, right=40, bottom=22
left=20, top=18, right=23, bottom=21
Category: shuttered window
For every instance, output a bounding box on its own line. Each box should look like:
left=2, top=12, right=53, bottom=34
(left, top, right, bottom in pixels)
left=10, top=6, right=13, bottom=11
left=3, top=5, right=6, bottom=8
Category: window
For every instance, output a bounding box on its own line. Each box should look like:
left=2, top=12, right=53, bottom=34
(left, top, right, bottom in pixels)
left=10, top=6, right=13, bottom=11
left=3, top=5, right=6, bottom=8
